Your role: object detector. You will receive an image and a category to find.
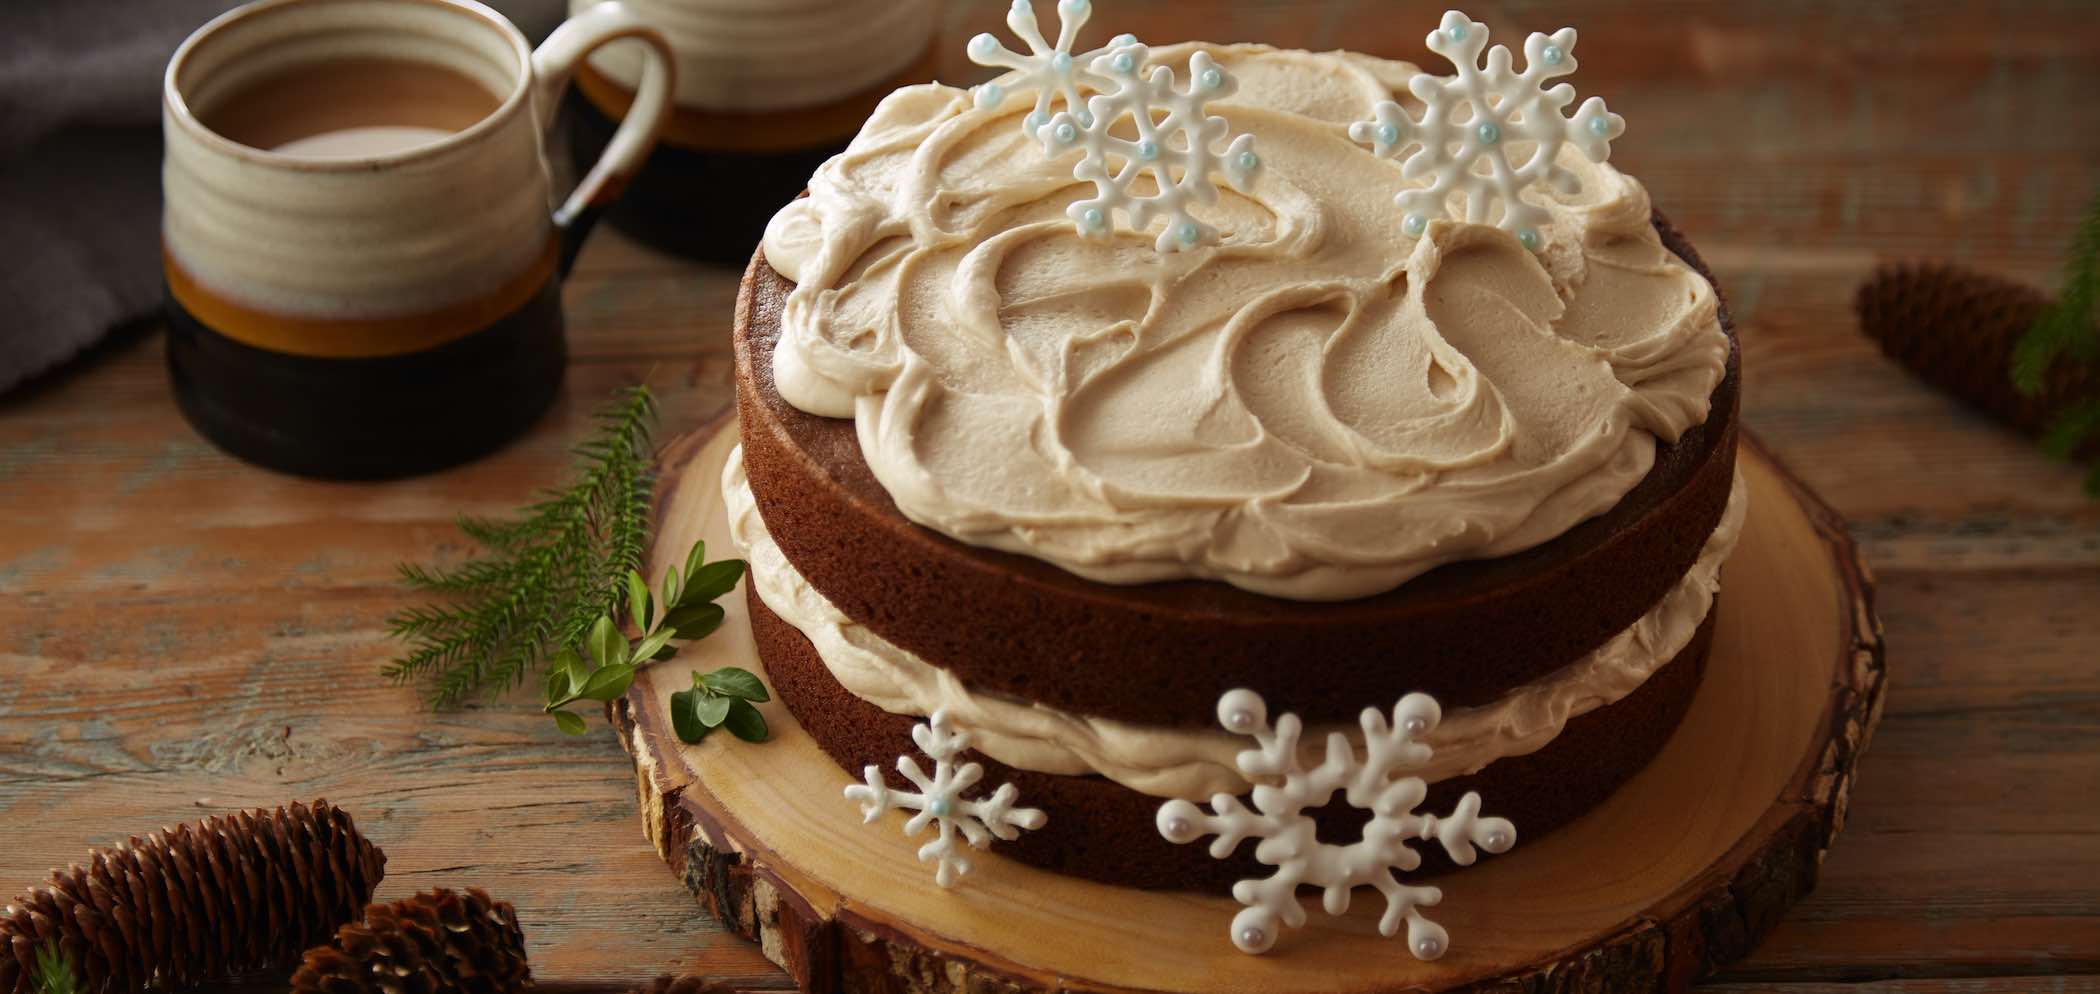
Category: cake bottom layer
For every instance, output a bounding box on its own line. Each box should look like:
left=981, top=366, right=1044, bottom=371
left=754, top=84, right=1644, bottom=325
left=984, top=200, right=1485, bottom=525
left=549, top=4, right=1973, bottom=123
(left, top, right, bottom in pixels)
left=758, top=589, right=1717, bottom=893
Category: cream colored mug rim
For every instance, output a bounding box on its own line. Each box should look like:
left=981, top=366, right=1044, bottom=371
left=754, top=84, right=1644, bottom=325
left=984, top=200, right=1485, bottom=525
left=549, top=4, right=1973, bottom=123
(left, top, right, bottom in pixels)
left=164, top=0, right=537, bottom=172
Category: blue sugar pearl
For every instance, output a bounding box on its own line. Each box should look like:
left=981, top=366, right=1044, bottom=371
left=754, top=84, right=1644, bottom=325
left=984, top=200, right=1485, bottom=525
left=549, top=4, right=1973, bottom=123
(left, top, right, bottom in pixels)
left=1082, top=207, right=1106, bottom=231
left=1239, top=150, right=1260, bottom=171
left=1112, top=33, right=1138, bottom=47
left=1138, top=140, right=1160, bottom=161
left=1445, top=23, right=1467, bottom=42
left=1517, top=227, right=1540, bottom=250
left=1061, top=0, right=1088, bottom=14
left=1378, top=123, right=1400, bottom=146
left=1404, top=213, right=1428, bottom=236
left=1055, top=121, right=1078, bottom=144
left=1476, top=121, right=1500, bottom=145
left=975, top=83, right=1004, bottom=109
left=1589, top=116, right=1613, bottom=136
left=1011, top=0, right=1029, bottom=13
left=969, top=34, right=997, bottom=58
left=1114, top=52, right=1136, bottom=73
left=1053, top=52, right=1072, bottom=72
left=1201, top=68, right=1223, bottom=90
left=929, top=797, right=953, bottom=817
left=1178, top=222, right=1200, bottom=244
left=1027, top=110, right=1049, bottom=130
left=1542, top=44, right=1564, bottom=65
left=1079, top=110, right=1095, bottom=127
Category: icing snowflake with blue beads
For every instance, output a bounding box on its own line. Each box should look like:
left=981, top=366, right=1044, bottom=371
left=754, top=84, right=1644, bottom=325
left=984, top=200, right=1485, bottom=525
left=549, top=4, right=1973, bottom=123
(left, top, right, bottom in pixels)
left=1348, top=10, right=1625, bottom=251
left=967, top=0, right=1130, bottom=138
left=845, top=710, right=1048, bottom=889
left=968, top=1, right=1262, bottom=253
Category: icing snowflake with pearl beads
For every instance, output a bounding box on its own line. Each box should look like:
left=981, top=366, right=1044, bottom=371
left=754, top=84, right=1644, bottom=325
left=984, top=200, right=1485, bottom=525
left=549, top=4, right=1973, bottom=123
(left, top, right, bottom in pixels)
left=1157, top=689, right=1515, bottom=956
left=1348, top=10, right=1625, bottom=251
left=845, top=710, right=1048, bottom=889
left=967, top=0, right=1262, bottom=253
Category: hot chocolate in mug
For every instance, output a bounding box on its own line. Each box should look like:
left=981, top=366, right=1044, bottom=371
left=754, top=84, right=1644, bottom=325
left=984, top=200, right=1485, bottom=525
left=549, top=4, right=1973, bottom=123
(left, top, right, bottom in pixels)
left=162, top=0, right=673, bottom=478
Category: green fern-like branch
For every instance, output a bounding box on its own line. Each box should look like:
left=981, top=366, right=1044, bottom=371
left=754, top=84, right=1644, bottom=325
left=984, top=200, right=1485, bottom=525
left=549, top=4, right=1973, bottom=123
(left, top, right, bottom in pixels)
left=384, top=385, right=659, bottom=707
left=31, top=944, right=81, bottom=994
left=2011, top=186, right=2100, bottom=494
left=2013, top=188, right=2100, bottom=393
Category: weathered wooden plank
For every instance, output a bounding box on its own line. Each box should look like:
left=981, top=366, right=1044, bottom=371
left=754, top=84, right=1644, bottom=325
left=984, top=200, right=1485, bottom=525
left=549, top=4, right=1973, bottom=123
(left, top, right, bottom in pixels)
left=1705, top=979, right=2100, bottom=994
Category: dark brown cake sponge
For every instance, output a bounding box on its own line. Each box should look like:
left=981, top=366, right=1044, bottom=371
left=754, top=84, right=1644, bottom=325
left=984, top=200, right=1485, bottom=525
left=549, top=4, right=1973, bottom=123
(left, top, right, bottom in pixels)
left=732, top=212, right=1739, bottom=728
left=755, top=585, right=1717, bottom=892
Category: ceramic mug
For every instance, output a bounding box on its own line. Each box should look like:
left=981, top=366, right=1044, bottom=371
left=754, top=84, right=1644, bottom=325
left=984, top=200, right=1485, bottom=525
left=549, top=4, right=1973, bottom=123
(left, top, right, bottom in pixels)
left=564, top=0, right=938, bottom=262
left=162, top=0, right=673, bottom=479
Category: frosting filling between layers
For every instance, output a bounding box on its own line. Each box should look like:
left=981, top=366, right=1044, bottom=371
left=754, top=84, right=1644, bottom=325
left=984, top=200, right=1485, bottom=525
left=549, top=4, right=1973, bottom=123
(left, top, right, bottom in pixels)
left=727, top=444, right=1747, bottom=800
left=759, top=44, right=1731, bottom=602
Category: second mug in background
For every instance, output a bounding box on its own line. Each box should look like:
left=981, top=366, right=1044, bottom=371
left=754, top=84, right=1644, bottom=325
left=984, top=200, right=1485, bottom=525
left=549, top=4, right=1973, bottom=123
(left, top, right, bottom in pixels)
left=565, top=0, right=941, bottom=264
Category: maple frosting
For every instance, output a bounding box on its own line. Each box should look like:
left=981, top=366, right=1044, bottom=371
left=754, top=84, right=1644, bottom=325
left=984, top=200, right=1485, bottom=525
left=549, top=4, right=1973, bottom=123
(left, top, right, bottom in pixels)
left=728, top=447, right=1745, bottom=799
left=760, top=43, right=1728, bottom=601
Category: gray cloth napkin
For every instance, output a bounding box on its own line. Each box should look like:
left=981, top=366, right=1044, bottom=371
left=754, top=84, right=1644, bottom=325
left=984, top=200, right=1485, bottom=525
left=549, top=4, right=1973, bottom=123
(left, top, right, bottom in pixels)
left=0, top=0, right=565, bottom=395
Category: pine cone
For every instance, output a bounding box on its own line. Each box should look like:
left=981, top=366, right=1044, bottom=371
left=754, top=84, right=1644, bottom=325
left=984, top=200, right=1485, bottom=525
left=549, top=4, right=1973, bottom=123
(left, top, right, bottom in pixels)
left=289, top=888, right=530, bottom=994
left=0, top=800, right=386, bottom=994
left=1857, top=261, right=2095, bottom=436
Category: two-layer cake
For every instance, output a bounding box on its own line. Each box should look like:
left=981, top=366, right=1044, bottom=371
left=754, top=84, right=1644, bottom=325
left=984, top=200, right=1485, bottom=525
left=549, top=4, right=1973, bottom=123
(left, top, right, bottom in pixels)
left=713, top=7, right=1741, bottom=955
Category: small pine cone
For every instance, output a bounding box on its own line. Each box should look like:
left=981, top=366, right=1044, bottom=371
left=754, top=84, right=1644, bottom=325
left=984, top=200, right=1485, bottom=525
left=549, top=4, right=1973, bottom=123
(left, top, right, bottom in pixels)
left=1857, top=261, right=2095, bottom=436
left=290, top=888, right=530, bottom=994
left=630, top=977, right=733, bottom=994
left=0, top=800, right=386, bottom=994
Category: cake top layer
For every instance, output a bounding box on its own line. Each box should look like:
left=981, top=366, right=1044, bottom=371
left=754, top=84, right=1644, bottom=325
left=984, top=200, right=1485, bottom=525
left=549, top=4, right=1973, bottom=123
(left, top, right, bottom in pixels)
left=760, top=42, right=1728, bottom=601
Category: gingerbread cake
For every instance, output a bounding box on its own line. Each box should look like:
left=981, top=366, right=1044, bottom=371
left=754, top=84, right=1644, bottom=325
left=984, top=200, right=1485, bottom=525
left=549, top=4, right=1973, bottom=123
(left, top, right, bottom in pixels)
left=710, top=7, right=1743, bottom=957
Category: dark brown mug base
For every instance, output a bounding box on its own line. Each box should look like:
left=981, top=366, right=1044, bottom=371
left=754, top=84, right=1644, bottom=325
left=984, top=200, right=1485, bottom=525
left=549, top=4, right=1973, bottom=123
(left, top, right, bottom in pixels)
left=565, top=91, right=844, bottom=266
left=165, top=278, right=565, bottom=481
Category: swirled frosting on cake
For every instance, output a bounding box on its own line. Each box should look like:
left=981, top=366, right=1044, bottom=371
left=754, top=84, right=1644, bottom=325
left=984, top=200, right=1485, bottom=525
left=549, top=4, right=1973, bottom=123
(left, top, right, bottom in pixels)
left=761, top=44, right=1728, bottom=601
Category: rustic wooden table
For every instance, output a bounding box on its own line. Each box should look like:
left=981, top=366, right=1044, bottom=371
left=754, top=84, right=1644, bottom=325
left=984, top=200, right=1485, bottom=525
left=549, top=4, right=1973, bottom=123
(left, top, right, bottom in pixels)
left=4, top=3, right=2097, bottom=992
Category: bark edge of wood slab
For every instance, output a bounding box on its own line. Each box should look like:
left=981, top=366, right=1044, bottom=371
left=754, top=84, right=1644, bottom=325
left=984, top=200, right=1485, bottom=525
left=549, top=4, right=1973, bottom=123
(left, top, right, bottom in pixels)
left=611, top=416, right=1887, bottom=994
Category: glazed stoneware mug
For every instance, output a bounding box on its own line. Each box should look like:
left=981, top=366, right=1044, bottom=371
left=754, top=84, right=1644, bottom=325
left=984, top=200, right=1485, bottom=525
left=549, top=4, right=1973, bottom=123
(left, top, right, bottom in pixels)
left=564, top=0, right=938, bottom=262
left=162, top=0, right=672, bottom=479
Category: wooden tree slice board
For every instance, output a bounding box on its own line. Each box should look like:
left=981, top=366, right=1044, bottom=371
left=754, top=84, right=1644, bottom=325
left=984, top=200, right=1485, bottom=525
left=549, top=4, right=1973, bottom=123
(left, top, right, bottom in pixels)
left=611, top=415, right=1887, bottom=994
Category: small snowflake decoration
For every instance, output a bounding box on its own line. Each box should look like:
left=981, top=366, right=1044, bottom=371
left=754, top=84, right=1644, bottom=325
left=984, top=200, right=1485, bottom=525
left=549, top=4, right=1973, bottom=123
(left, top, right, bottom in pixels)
left=967, top=0, right=1133, bottom=138
left=845, top=710, right=1048, bottom=889
left=1156, top=689, right=1516, bottom=956
left=1347, top=10, right=1626, bottom=251
left=966, top=0, right=1261, bottom=253
left=1038, top=42, right=1261, bottom=252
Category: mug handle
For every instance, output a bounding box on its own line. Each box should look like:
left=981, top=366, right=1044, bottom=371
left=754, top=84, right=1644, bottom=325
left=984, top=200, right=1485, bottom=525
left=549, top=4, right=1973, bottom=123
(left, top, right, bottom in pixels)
left=530, top=2, right=675, bottom=273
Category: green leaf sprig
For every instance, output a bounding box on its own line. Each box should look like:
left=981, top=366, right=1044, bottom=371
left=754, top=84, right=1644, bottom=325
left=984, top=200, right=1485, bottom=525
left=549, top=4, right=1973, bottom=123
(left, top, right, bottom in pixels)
left=542, top=540, right=754, bottom=737
left=2012, top=187, right=2100, bottom=493
left=384, top=386, right=658, bottom=707
left=670, top=665, right=772, bottom=745
left=31, top=943, right=81, bottom=994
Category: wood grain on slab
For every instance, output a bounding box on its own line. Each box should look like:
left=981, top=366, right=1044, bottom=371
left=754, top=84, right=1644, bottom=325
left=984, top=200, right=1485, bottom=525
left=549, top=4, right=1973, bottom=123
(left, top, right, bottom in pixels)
left=2, top=1, right=2096, bottom=990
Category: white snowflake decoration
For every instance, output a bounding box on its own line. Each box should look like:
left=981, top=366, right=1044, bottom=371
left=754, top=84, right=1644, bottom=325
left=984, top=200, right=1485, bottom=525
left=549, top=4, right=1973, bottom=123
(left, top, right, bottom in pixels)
left=1156, top=689, right=1516, bottom=956
left=966, top=0, right=1261, bottom=252
left=1347, top=10, right=1625, bottom=251
left=1038, top=42, right=1261, bottom=252
left=966, top=0, right=1132, bottom=138
left=845, top=710, right=1048, bottom=889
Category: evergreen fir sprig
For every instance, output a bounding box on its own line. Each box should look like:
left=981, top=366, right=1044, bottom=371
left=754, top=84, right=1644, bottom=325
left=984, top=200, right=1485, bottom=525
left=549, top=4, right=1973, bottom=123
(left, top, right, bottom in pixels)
left=30, top=943, right=81, bottom=994
left=2012, top=187, right=2100, bottom=493
left=384, top=386, right=661, bottom=707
